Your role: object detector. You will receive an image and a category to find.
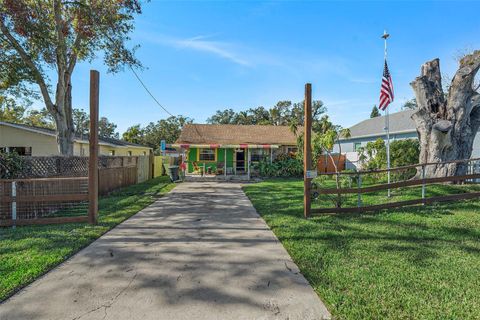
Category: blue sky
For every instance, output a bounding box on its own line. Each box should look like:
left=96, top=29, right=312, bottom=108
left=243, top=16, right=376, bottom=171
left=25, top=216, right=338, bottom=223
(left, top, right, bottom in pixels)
left=41, top=0, right=480, bottom=133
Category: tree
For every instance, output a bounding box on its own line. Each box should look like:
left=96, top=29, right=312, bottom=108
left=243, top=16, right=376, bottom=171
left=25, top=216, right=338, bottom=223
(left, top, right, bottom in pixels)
left=0, top=1, right=143, bottom=154
left=402, top=98, right=417, bottom=110
left=123, top=116, right=193, bottom=151
left=98, top=117, right=119, bottom=139
left=1, top=96, right=54, bottom=128
left=72, top=108, right=89, bottom=138
left=24, top=107, right=54, bottom=128
left=370, top=105, right=380, bottom=118
left=206, top=108, right=237, bottom=124
left=207, top=100, right=326, bottom=130
left=410, top=51, right=480, bottom=177
left=0, top=96, right=26, bottom=123
left=122, top=124, right=144, bottom=145
left=313, top=126, right=351, bottom=207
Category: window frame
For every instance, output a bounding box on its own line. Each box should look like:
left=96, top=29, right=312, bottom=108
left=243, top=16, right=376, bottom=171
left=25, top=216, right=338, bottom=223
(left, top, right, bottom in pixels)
left=250, top=148, right=268, bottom=162
left=354, top=142, right=362, bottom=152
left=198, top=148, right=217, bottom=162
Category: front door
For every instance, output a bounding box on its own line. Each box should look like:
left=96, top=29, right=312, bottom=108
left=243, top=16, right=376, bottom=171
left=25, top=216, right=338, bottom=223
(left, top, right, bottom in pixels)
left=235, top=149, right=245, bottom=173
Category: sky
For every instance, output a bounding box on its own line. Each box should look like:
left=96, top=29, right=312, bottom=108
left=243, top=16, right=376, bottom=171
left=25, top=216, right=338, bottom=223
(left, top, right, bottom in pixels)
left=36, top=0, right=480, bottom=134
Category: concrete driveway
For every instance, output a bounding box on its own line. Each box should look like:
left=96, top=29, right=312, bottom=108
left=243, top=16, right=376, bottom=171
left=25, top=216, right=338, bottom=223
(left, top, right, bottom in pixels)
left=0, top=182, right=330, bottom=320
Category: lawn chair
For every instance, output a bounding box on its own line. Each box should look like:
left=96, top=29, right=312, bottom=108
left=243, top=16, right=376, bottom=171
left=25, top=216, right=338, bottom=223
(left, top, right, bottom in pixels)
left=216, top=162, right=225, bottom=175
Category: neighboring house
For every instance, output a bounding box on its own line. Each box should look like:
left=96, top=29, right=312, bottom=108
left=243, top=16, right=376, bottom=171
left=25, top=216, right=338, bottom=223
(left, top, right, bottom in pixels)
left=0, top=121, right=152, bottom=156
left=173, top=124, right=298, bottom=176
left=335, top=109, right=480, bottom=169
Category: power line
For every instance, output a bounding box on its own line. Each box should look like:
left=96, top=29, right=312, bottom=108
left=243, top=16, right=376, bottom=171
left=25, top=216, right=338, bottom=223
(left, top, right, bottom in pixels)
left=129, top=66, right=174, bottom=117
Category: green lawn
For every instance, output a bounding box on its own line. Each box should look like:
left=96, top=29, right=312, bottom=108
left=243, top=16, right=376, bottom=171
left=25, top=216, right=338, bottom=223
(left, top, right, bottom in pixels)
left=243, top=179, right=480, bottom=320
left=0, top=176, right=175, bottom=302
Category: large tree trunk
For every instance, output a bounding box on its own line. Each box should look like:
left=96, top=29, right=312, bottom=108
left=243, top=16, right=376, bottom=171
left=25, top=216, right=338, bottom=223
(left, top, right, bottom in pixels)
left=410, top=51, right=480, bottom=178
left=51, top=68, right=75, bottom=155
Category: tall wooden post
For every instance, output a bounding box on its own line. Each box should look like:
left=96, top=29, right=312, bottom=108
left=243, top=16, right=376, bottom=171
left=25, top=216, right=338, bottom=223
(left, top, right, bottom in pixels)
left=303, top=83, right=312, bottom=219
left=88, top=70, right=100, bottom=225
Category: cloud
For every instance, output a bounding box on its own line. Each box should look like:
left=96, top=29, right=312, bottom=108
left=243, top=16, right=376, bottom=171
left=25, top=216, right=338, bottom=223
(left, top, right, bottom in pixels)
left=142, top=33, right=251, bottom=66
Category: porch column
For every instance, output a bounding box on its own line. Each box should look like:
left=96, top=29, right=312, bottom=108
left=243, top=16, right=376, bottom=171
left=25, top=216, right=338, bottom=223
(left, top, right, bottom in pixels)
left=224, top=148, right=227, bottom=179
left=247, top=148, right=251, bottom=180
left=270, top=148, right=273, bottom=164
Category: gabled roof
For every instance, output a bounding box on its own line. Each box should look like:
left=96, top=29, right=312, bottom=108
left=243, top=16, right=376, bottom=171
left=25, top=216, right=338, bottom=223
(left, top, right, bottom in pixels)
left=347, top=109, right=416, bottom=139
left=176, top=124, right=298, bottom=145
left=0, top=121, right=150, bottom=149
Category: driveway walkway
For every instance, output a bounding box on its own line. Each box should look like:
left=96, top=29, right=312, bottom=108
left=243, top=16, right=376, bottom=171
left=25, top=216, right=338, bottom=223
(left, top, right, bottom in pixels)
left=0, top=182, right=330, bottom=320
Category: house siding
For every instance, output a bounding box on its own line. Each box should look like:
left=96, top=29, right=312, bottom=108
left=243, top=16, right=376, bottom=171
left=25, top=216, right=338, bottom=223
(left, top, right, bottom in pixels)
left=336, top=130, right=480, bottom=169
left=0, top=124, right=151, bottom=156
left=187, top=148, right=235, bottom=173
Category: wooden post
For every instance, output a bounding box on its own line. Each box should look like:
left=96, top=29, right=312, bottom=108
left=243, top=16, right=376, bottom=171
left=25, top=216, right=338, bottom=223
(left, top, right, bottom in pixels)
left=357, top=174, right=362, bottom=208
left=304, top=83, right=312, bottom=219
left=421, top=164, right=426, bottom=204
left=88, top=70, right=100, bottom=225
left=247, top=148, right=251, bottom=180
left=11, top=181, right=16, bottom=229
left=224, top=148, right=227, bottom=179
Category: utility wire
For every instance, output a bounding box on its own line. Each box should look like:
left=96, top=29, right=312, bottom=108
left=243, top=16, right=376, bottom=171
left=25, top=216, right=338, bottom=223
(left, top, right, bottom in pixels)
left=129, top=66, right=174, bottom=117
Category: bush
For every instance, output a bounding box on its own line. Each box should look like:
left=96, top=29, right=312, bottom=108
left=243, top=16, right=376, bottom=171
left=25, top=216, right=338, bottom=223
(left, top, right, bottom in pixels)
left=358, top=138, right=420, bottom=181
left=254, top=154, right=303, bottom=177
left=0, top=152, right=24, bottom=179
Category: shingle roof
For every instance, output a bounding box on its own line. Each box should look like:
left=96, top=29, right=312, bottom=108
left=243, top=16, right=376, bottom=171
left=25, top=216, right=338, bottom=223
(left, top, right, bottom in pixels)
left=0, top=121, right=150, bottom=149
left=176, top=124, right=298, bottom=145
left=347, top=109, right=416, bottom=138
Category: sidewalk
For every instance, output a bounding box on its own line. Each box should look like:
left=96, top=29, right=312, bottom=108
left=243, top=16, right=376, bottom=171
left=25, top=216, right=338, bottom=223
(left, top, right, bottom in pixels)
left=0, top=182, right=330, bottom=320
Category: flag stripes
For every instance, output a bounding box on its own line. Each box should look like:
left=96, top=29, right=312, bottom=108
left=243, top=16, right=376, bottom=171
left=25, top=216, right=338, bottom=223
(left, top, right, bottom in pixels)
left=379, top=60, right=394, bottom=110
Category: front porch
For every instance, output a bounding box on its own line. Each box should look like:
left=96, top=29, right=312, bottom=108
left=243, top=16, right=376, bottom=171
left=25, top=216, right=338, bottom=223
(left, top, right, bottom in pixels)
left=171, top=144, right=279, bottom=180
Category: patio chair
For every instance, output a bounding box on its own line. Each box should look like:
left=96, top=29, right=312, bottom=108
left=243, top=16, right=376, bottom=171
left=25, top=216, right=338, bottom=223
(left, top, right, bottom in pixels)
left=216, top=162, right=224, bottom=175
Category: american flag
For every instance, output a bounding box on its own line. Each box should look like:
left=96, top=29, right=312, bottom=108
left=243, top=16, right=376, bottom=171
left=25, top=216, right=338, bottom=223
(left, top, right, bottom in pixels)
left=379, top=60, right=394, bottom=110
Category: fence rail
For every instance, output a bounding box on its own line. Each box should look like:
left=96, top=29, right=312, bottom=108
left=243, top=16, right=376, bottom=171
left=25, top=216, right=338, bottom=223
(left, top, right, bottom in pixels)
left=0, top=154, right=154, bottom=227
left=310, top=158, right=480, bottom=215
left=0, top=177, right=89, bottom=226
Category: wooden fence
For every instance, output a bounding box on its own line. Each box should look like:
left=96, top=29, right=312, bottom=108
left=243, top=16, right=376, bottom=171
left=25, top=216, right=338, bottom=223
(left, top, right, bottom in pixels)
left=0, top=155, right=154, bottom=226
left=0, top=177, right=89, bottom=226
left=309, top=157, right=480, bottom=215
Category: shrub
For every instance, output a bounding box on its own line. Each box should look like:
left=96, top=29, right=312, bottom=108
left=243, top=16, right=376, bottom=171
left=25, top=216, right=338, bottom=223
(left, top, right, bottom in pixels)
left=0, top=152, right=25, bottom=179
left=255, top=154, right=303, bottom=177
left=358, top=138, right=420, bottom=181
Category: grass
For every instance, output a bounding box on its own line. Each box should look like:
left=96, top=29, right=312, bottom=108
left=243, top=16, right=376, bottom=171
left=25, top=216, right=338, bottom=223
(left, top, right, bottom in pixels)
left=0, top=176, right=175, bottom=302
left=243, top=179, right=480, bottom=320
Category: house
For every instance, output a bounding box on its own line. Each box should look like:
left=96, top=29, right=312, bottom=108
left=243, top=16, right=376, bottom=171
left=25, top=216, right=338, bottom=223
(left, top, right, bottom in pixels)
left=172, top=124, right=298, bottom=177
left=0, top=121, right=152, bottom=156
left=335, top=109, right=480, bottom=169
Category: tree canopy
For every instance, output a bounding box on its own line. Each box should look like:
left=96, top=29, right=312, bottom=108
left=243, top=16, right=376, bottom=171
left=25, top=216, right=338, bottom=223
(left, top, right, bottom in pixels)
left=0, top=0, right=144, bottom=154
left=206, top=100, right=326, bottom=132
left=370, top=105, right=380, bottom=118
left=122, top=115, right=193, bottom=152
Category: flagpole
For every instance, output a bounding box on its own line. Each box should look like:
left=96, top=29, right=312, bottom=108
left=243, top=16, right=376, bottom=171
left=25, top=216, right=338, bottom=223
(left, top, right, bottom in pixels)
left=382, top=30, right=391, bottom=197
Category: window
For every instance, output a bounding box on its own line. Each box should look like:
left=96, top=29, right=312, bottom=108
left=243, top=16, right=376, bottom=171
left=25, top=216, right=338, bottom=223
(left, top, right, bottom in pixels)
left=354, top=142, right=362, bottom=152
left=109, top=150, right=115, bottom=156
left=251, top=149, right=268, bottom=162
left=127, top=151, right=132, bottom=156
left=143, top=151, right=147, bottom=156
left=198, top=148, right=216, bottom=161
left=286, top=147, right=298, bottom=155
left=1, top=147, right=32, bottom=156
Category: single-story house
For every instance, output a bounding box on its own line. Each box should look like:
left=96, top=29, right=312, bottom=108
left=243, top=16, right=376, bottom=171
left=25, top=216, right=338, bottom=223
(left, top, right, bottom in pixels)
left=172, top=124, right=298, bottom=177
left=0, top=121, right=152, bottom=156
left=335, top=109, right=480, bottom=169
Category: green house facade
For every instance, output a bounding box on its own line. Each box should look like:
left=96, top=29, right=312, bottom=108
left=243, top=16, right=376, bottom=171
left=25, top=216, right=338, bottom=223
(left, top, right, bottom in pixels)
left=173, top=124, right=298, bottom=178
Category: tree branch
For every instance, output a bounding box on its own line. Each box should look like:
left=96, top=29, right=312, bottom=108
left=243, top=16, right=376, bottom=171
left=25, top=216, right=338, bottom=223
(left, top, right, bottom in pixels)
left=0, top=19, right=55, bottom=111
left=410, top=58, right=446, bottom=117
left=67, top=34, right=82, bottom=76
